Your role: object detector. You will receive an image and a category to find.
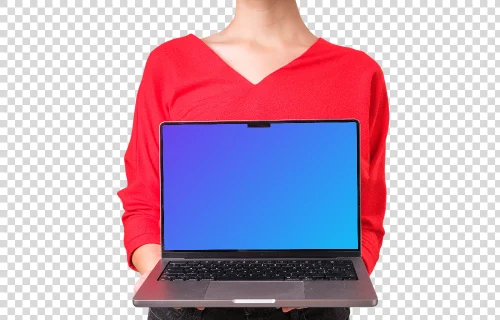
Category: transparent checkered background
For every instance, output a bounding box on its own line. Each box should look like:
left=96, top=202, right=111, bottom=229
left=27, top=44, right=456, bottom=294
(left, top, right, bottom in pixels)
left=1, top=0, right=498, bottom=319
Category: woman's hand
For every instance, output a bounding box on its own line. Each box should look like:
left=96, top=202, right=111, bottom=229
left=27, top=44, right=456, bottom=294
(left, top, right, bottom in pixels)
left=134, top=268, right=153, bottom=294
left=132, top=244, right=204, bottom=310
left=280, top=307, right=306, bottom=312
left=132, top=244, right=162, bottom=275
left=132, top=244, right=161, bottom=295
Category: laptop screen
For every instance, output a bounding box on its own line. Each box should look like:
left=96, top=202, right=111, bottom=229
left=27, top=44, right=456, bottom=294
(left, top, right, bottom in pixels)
left=161, top=121, right=359, bottom=251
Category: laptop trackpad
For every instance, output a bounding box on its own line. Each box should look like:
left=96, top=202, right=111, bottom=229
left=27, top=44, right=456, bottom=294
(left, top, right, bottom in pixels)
left=204, top=281, right=305, bottom=300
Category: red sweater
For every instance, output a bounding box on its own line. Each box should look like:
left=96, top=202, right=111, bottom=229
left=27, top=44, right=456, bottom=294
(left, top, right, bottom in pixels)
left=117, top=33, right=389, bottom=275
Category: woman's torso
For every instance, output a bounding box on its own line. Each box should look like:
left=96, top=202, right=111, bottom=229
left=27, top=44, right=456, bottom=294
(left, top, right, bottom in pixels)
left=157, top=33, right=381, bottom=183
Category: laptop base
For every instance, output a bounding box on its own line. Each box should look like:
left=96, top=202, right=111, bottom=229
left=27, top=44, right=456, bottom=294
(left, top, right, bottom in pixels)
left=133, top=257, right=377, bottom=308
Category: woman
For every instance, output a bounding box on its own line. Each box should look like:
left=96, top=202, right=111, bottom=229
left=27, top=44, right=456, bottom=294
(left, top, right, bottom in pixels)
left=117, top=0, right=389, bottom=319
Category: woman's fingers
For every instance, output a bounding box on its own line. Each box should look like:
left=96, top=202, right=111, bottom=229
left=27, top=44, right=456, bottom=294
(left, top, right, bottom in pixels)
left=173, top=306, right=303, bottom=312
left=133, top=269, right=152, bottom=294
left=282, top=307, right=306, bottom=312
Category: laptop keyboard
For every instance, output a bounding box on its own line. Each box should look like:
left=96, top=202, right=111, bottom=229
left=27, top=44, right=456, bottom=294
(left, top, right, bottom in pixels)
left=159, top=259, right=358, bottom=281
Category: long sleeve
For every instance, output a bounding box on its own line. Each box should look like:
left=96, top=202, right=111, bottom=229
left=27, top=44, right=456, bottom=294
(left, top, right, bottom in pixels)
left=361, top=64, right=390, bottom=275
left=117, top=47, right=170, bottom=271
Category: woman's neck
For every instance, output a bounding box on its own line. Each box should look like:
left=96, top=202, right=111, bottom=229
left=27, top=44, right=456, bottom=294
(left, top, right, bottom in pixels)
left=222, top=0, right=314, bottom=44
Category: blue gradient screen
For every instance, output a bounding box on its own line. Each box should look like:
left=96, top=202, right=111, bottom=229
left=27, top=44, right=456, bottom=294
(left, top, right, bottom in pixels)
left=161, top=122, right=359, bottom=251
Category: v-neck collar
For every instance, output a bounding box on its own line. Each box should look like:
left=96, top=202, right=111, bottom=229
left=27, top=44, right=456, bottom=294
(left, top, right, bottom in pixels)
left=188, top=33, right=324, bottom=87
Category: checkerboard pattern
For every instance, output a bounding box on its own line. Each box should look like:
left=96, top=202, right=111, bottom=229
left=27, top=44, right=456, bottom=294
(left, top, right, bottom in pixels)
left=1, top=0, right=498, bottom=319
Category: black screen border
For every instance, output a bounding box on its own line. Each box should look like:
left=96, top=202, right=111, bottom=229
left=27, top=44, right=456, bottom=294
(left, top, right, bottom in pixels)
left=159, top=119, right=361, bottom=259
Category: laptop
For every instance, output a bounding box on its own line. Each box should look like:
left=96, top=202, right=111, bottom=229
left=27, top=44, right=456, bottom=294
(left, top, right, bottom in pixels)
left=133, top=119, right=378, bottom=308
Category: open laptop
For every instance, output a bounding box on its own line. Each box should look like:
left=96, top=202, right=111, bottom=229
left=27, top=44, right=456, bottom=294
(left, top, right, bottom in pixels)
left=133, top=119, right=378, bottom=308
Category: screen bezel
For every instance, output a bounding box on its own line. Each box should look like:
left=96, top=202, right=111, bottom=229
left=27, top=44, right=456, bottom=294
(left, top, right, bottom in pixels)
left=159, top=119, right=361, bottom=259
